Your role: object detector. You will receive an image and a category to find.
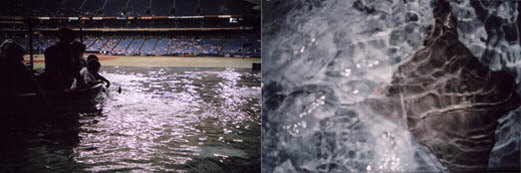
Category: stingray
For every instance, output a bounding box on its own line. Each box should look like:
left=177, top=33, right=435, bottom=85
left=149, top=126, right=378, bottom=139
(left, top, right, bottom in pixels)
left=366, top=0, right=521, bottom=170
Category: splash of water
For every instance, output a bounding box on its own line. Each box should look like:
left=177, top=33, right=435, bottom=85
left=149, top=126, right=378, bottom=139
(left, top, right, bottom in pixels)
left=262, top=0, right=450, bottom=172
left=263, top=0, right=521, bottom=171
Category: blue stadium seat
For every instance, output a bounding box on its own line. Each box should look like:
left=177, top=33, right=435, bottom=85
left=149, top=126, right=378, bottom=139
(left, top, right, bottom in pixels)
left=141, top=39, right=157, bottom=55
left=87, top=39, right=108, bottom=52
left=112, top=38, right=132, bottom=55
left=101, top=39, right=120, bottom=52
left=155, top=39, right=169, bottom=55
left=126, top=39, right=144, bottom=55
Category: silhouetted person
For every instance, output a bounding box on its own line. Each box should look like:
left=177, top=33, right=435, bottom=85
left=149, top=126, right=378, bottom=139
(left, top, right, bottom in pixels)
left=44, top=27, right=86, bottom=92
left=72, top=41, right=87, bottom=68
left=72, top=56, right=110, bottom=89
left=87, top=55, right=110, bottom=88
left=86, top=54, right=99, bottom=62
left=0, top=40, right=50, bottom=109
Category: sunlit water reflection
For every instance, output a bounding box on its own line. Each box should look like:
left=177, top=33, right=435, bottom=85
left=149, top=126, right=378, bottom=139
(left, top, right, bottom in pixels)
left=0, top=66, right=260, bottom=172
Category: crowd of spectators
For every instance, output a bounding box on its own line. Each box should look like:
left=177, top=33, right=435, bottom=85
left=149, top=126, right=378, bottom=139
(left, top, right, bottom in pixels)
left=1, top=33, right=260, bottom=57
left=101, top=39, right=119, bottom=53
left=126, top=39, right=144, bottom=55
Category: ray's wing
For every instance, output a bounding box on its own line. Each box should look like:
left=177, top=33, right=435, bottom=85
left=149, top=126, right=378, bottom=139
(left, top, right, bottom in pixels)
left=370, top=0, right=521, bottom=170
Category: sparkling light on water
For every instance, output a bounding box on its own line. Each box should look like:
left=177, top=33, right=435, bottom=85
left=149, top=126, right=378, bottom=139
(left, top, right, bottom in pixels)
left=72, top=66, right=261, bottom=172
left=262, top=0, right=520, bottom=172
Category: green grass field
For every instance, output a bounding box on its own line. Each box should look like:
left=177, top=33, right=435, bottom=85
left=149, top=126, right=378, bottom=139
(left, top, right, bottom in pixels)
left=24, top=54, right=261, bottom=69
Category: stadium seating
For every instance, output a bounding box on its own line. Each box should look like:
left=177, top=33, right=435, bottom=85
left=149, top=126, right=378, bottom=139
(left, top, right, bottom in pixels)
left=83, top=38, right=96, bottom=48
left=87, top=39, right=107, bottom=52
left=126, top=39, right=144, bottom=55
left=223, top=39, right=246, bottom=56
left=4, top=34, right=260, bottom=57
left=101, top=39, right=120, bottom=53
left=155, top=39, right=169, bottom=55
left=0, top=0, right=260, bottom=57
left=198, top=39, right=224, bottom=56
left=14, top=38, right=29, bottom=50
left=112, top=38, right=132, bottom=55
left=141, top=39, right=157, bottom=56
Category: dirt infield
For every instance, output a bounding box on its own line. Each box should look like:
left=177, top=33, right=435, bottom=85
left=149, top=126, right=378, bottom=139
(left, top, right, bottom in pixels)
left=24, top=54, right=261, bottom=69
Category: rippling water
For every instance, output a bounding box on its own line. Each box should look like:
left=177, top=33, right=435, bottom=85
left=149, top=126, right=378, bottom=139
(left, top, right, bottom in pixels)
left=262, top=0, right=520, bottom=172
left=0, top=66, right=261, bottom=172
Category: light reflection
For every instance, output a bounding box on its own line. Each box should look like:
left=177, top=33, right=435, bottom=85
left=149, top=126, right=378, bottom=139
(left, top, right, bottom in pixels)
left=73, top=66, right=260, bottom=172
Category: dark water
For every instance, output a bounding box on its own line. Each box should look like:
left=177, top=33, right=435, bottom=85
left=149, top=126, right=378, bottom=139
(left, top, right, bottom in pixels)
left=0, top=66, right=261, bottom=172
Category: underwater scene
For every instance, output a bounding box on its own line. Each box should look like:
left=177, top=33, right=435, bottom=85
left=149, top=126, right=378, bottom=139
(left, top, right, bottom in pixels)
left=262, top=0, right=520, bottom=172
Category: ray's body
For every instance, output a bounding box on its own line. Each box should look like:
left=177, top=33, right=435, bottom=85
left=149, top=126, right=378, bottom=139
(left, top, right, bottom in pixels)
left=368, top=0, right=520, bottom=170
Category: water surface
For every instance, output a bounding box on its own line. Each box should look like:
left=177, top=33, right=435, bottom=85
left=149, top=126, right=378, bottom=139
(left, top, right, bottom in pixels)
left=0, top=66, right=261, bottom=172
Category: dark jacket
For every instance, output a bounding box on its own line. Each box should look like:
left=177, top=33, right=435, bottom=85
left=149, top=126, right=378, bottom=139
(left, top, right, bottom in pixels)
left=44, top=42, right=79, bottom=90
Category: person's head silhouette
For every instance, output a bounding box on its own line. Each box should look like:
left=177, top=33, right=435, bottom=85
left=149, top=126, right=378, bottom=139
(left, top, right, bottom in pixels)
left=1, top=40, right=25, bottom=64
left=71, top=41, right=86, bottom=56
left=87, top=59, right=101, bottom=74
left=87, top=55, right=99, bottom=62
left=57, top=27, right=75, bottom=43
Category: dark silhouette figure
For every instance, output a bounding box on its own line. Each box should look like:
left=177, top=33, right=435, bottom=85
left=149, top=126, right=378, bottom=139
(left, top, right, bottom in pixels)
left=44, top=28, right=86, bottom=92
left=71, top=41, right=87, bottom=69
left=86, top=55, right=110, bottom=88
left=0, top=40, right=50, bottom=109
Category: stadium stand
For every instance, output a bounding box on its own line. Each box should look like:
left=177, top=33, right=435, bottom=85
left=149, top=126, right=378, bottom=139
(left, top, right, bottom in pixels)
left=141, top=39, right=157, bottom=56
left=4, top=32, right=260, bottom=57
left=223, top=39, right=247, bottom=55
left=101, top=39, right=120, bottom=53
left=87, top=38, right=108, bottom=52
left=198, top=39, right=224, bottom=56
left=155, top=39, right=169, bottom=55
left=1, top=33, right=261, bottom=57
left=126, top=38, right=144, bottom=55
left=111, top=38, right=130, bottom=55
left=83, top=38, right=96, bottom=48
left=1, top=0, right=260, bottom=58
